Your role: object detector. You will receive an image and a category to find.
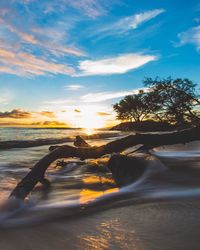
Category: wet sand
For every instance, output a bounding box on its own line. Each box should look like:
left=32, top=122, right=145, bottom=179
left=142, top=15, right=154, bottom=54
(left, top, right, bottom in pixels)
left=1, top=199, right=200, bottom=250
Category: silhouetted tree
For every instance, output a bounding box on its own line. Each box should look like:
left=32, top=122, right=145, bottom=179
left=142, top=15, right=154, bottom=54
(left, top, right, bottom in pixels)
left=113, top=92, right=160, bottom=122
left=144, top=77, right=200, bottom=125
left=113, top=77, right=200, bottom=126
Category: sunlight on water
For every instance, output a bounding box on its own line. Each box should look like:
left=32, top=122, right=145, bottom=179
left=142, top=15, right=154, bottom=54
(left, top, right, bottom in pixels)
left=82, top=176, right=115, bottom=185
left=83, top=128, right=97, bottom=136
left=80, top=188, right=119, bottom=204
left=80, top=176, right=118, bottom=204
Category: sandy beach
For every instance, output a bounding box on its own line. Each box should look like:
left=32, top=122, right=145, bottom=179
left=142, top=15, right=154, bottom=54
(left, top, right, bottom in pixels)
left=1, top=199, right=200, bottom=250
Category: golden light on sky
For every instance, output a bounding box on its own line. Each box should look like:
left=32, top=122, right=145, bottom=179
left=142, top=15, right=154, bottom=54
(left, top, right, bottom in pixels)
left=78, top=111, right=106, bottom=129
left=0, top=104, right=117, bottom=129
left=1, top=0, right=200, bottom=130
left=54, top=104, right=115, bottom=129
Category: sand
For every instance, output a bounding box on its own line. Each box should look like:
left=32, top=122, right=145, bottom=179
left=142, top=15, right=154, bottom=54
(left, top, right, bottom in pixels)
left=1, top=199, right=200, bottom=250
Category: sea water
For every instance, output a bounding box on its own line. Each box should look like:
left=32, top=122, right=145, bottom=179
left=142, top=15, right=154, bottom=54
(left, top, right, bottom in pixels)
left=0, top=127, right=200, bottom=232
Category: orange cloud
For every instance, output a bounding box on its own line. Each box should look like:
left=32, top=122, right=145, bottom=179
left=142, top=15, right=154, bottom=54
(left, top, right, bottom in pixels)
left=32, top=121, right=68, bottom=127
left=97, top=112, right=111, bottom=116
left=0, top=48, right=74, bottom=76
left=74, top=109, right=81, bottom=113
left=39, top=111, right=55, bottom=118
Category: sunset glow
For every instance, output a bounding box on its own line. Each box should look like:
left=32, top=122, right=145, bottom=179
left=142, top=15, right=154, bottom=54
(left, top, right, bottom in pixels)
left=78, top=107, right=106, bottom=129
left=0, top=0, right=199, bottom=129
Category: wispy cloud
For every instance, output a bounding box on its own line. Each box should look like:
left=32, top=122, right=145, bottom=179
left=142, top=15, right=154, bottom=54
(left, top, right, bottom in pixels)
left=0, top=48, right=74, bottom=76
left=0, top=10, right=85, bottom=57
left=65, top=84, right=84, bottom=90
left=81, top=88, right=149, bottom=102
left=77, top=53, right=158, bottom=76
left=0, top=50, right=157, bottom=76
left=0, top=1, right=86, bottom=76
left=31, top=27, right=85, bottom=57
left=0, top=2, right=160, bottom=78
left=97, top=112, right=111, bottom=116
left=64, top=0, right=106, bottom=18
left=177, top=26, right=200, bottom=50
left=91, top=9, right=165, bottom=38
left=0, top=16, right=37, bottom=44
left=43, top=99, right=76, bottom=105
left=15, top=0, right=114, bottom=18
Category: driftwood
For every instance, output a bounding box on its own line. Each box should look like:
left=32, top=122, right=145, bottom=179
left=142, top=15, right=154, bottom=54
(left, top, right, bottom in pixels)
left=74, top=135, right=91, bottom=148
left=107, top=154, right=149, bottom=187
left=10, top=126, right=200, bottom=200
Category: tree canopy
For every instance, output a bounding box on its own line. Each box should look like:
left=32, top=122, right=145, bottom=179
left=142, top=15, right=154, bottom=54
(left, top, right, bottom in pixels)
left=113, top=77, right=200, bottom=125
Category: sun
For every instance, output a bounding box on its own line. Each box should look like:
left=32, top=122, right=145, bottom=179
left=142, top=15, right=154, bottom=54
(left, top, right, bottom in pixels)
left=79, top=113, right=105, bottom=129
left=56, top=105, right=108, bottom=132
left=78, top=105, right=106, bottom=130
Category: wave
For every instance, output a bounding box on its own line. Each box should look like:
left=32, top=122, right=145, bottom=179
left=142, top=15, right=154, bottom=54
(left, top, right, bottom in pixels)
left=0, top=138, right=74, bottom=150
left=0, top=132, right=121, bottom=150
left=1, top=153, right=200, bottom=228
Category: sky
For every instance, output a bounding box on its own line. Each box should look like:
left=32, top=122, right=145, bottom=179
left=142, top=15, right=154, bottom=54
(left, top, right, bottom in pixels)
left=0, top=0, right=200, bottom=128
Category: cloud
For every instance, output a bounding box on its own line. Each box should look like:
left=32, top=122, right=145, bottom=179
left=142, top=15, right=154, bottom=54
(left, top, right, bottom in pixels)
left=0, top=1, right=86, bottom=77
left=177, top=26, right=200, bottom=50
left=39, top=111, right=55, bottom=118
left=31, top=27, right=85, bottom=57
left=32, top=121, right=67, bottom=126
left=0, top=3, right=159, bottom=78
left=0, top=109, right=32, bottom=119
left=74, top=109, right=81, bottom=113
left=81, top=88, right=150, bottom=102
left=127, top=9, right=165, bottom=29
left=0, top=48, right=74, bottom=76
left=0, top=16, right=37, bottom=44
left=65, top=84, right=84, bottom=90
left=44, top=99, right=76, bottom=105
left=15, top=0, right=113, bottom=18
left=97, top=112, right=111, bottom=116
left=64, top=0, right=106, bottom=18
left=77, top=53, right=158, bottom=76
left=91, top=9, right=165, bottom=37
left=0, top=6, right=84, bottom=57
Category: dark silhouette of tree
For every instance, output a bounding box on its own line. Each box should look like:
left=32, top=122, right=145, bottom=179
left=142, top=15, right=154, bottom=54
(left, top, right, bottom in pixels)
left=113, top=77, right=200, bottom=126
left=113, top=91, right=160, bottom=122
left=144, top=77, right=200, bottom=125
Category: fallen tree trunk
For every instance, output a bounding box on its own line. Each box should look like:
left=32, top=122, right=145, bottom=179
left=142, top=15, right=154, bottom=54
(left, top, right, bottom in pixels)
left=10, top=126, right=200, bottom=200
left=107, top=153, right=149, bottom=187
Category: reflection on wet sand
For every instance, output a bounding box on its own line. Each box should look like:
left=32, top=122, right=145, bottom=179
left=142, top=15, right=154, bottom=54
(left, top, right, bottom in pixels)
left=77, top=217, right=139, bottom=250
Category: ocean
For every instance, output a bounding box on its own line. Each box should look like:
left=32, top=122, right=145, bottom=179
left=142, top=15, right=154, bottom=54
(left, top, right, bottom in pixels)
left=0, top=127, right=200, bottom=249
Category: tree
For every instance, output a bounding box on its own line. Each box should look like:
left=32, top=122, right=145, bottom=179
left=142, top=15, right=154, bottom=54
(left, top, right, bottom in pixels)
left=113, top=77, right=200, bottom=126
left=113, top=92, right=155, bottom=122
left=144, top=77, right=200, bottom=125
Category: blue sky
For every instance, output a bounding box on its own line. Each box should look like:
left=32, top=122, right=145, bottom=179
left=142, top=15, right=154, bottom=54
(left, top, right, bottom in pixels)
left=0, top=0, right=200, bottom=127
